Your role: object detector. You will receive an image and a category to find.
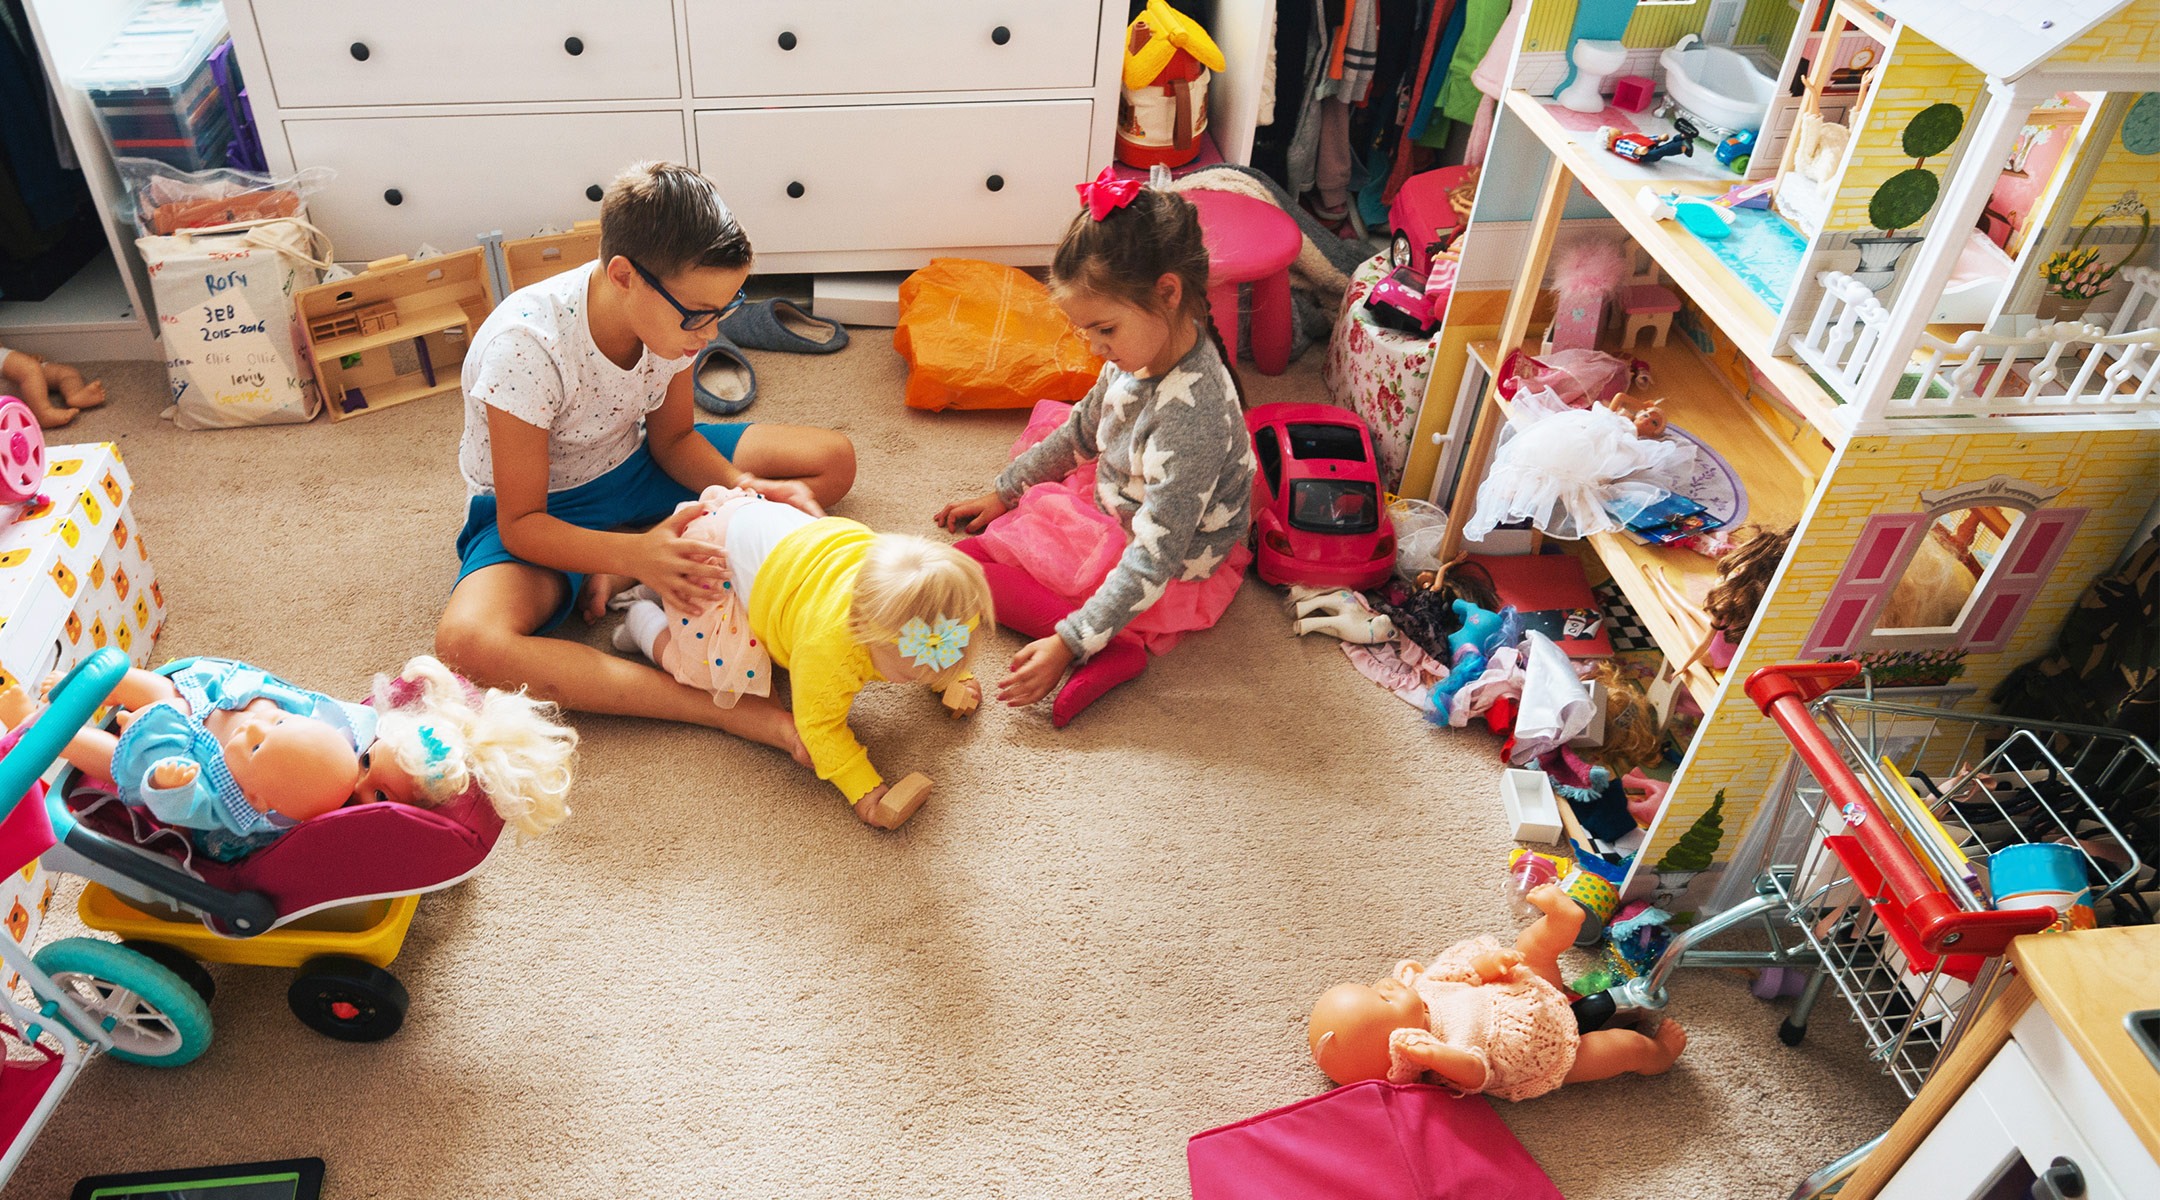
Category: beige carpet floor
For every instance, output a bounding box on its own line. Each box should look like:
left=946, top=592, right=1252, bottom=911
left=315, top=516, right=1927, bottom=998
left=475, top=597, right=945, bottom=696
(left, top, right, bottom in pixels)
left=5, top=340, right=1904, bottom=1198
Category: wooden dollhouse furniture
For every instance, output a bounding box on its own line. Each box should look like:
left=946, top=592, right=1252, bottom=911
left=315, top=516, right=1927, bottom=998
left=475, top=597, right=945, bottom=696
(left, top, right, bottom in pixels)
left=216, top=0, right=1279, bottom=272
left=294, top=248, right=494, bottom=422
left=1619, top=247, right=1682, bottom=350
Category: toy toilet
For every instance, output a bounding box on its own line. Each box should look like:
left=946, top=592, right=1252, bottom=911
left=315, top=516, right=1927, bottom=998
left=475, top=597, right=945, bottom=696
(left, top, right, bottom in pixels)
left=1558, top=39, right=1628, bottom=114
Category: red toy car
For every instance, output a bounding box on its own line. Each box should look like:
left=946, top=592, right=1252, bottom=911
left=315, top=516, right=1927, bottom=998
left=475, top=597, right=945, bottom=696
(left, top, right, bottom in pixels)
left=1247, top=402, right=1396, bottom=590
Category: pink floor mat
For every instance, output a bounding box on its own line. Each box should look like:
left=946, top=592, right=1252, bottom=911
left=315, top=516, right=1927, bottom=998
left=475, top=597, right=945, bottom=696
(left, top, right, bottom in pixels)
left=1544, top=102, right=1640, bottom=134
left=1188, top=1080, right=1564, bottom=1200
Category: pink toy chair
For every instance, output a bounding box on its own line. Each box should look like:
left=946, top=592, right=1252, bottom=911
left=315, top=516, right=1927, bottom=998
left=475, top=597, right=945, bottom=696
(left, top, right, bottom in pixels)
left=1617, top=245, right=1680, bottom=349
left=1186, top=189, right=1304, bottom=376
left=1611, top=75, right=1655, bottom=113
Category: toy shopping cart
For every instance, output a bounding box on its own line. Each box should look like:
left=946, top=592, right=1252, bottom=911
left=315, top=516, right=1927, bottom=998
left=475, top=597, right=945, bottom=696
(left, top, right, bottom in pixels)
left=1590, top=663, right=2152, bottom=1192
left=0, top=649, right=508, bottom=1187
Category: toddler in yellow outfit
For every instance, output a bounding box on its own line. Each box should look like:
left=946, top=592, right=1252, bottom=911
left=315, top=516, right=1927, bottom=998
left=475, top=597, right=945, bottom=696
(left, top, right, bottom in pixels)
left=614, top=487, right=993, bottom=827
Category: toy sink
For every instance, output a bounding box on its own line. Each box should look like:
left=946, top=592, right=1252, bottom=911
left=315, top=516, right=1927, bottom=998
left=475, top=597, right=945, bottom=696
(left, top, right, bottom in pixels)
left=1659, top=35, right=1774, bottom=135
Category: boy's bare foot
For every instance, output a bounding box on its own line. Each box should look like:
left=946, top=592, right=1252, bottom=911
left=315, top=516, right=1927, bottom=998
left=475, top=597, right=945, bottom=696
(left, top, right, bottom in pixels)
left=1644, top=1019, right=1688, bottom=1074
left=0, top=685, right=30, bottom=727
left=60, top=379, right=106, bottom=410
left=579, top=573, right=635, bottom=623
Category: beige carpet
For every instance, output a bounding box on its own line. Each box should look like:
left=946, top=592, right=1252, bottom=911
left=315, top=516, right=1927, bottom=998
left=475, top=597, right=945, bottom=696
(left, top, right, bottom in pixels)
left=5, top=341, right=1904, bottom=1198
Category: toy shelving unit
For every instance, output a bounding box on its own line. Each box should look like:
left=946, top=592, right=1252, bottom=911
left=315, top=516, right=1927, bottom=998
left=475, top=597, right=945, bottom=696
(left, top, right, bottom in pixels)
left=1439, top=83, right=1842, bottom=709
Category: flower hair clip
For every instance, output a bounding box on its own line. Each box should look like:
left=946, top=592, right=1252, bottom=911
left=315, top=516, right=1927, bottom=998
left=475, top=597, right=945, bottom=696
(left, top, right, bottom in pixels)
left=896, top=616, right=971, bottom=671
left=1077, top=165, right=1144, bottom=221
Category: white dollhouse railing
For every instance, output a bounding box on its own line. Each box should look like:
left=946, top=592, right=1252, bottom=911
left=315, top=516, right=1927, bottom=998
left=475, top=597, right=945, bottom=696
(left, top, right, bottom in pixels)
left=1789, top=270, right=1890, bottom=399
left=1790, top=267, right=2160, bottom=417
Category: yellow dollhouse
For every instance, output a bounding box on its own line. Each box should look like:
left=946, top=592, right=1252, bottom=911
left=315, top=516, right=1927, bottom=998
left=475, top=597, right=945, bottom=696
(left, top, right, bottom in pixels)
left=1401, top=0, right=2158, bottom=942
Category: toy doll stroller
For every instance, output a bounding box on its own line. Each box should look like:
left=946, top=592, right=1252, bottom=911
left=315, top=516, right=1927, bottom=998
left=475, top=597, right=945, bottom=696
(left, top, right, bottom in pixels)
left=0, top=649, right=505, bottom=1179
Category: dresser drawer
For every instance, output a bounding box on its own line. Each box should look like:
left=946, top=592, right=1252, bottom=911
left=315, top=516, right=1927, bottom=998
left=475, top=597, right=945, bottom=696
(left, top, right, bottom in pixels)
left=696, top=101, right=1090, bottom=256
left=286, top=112, right=689, bottom=262
left=684, top=1, right=1099, bottom=98
left=249, top=0, right=680, bottom=108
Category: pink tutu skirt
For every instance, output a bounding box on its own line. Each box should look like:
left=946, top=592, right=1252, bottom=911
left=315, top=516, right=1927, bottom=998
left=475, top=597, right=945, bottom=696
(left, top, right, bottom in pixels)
left=973, top=400, right=1251, bottom=654
left=659, top=487, right=772, bottom=706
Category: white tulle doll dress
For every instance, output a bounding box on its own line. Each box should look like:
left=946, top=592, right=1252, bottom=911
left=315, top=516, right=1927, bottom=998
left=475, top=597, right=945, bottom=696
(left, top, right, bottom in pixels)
left=1463, top=385, right=1697, bottom=541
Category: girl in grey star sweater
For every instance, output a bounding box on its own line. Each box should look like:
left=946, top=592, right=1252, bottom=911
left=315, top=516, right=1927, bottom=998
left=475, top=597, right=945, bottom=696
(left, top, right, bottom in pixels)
left=937, top=181, right=1256, bottom=726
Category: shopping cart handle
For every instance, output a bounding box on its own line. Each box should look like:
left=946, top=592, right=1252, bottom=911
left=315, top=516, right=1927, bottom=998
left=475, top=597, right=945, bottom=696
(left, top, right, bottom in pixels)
left=1907, top=896, right=2062, bottom=957
left=0, top=648, right=128, bottom=824
left=1745, top=662, right=1860, bottom=713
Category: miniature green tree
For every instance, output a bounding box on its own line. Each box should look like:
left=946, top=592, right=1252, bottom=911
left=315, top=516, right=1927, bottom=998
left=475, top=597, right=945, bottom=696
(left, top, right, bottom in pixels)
left=1655, top=790, right=1727, bottom=874
left=1868, top=102, right=1965, bottom=235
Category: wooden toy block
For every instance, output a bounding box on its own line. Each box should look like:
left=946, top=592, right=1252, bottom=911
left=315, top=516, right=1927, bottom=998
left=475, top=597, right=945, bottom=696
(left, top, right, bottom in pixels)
left=295, top=249, right=495, bottom=422
left=864, top=772, right=933, bottom=829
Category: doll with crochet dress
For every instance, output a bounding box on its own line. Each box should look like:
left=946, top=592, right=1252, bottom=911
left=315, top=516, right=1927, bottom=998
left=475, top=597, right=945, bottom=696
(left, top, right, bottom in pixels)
left=0, top=654, right=575, bottom=860
left=1307, top=884, right=1687, bottom=1100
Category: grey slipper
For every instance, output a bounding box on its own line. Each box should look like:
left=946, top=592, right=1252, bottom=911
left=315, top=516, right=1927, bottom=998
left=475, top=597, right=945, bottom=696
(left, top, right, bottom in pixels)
left=693, top=334, right=757, bottom=415
left=717, top=298, right=849, bottom=354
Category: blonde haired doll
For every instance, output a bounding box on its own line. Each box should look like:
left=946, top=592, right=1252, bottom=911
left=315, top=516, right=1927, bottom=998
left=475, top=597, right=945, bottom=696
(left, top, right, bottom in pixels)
left=613, top=486, right=993, bottom=829
left=360, top=655, right=579, bottom=837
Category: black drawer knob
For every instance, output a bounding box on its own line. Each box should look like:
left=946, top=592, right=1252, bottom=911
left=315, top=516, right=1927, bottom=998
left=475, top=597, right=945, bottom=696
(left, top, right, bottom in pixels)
left=778, top=30, right=797, bottom=51
left=986, top=174, right=1005, bottom=192
left=786, top=181, right=805, bottom=199
left=992, top=25, right=1011, bottom=45
left=585, top=184, right=604, bottom=202
left=564, top=36, right=584, bottom=56
left=349, top=42, right=370, bottom=62
left=383, top=188, right=403, bottom=206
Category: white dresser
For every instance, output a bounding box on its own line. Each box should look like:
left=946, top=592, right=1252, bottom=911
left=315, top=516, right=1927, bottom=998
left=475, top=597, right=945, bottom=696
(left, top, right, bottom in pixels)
left=218, top=0, right=1134, bottom=271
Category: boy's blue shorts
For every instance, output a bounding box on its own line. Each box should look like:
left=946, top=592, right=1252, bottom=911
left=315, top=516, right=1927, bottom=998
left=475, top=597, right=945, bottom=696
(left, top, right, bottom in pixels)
left=455, top=421, right=751, bottom=633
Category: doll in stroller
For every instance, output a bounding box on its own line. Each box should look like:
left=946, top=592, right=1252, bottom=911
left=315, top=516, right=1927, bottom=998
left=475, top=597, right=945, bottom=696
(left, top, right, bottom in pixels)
left=0, top=650, right=575, bottom=1072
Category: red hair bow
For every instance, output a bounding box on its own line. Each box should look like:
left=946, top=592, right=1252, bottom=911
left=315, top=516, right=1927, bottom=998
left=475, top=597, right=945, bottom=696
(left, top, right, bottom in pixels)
left=1077, top=165, right=1143, bottom=221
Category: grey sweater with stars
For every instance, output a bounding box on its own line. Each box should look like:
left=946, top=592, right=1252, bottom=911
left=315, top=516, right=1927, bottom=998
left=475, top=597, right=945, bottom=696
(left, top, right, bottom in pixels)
left=994, top=335, right=1255, bottom=661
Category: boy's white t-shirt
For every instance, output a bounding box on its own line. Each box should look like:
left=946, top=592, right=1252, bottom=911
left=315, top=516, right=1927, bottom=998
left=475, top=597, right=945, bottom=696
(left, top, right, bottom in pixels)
left=458, top=260, right=697, bottom=496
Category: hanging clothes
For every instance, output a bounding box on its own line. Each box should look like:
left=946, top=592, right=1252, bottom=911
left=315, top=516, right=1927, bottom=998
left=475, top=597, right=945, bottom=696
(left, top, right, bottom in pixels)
left=1419, top=0, right=1513, bottom=148
left=1382, top=0, right=1459, bottom=204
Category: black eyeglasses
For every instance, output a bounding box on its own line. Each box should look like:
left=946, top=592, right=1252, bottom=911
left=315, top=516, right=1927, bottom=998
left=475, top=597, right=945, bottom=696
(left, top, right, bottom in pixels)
left=627, top=258, right=745, bottom=332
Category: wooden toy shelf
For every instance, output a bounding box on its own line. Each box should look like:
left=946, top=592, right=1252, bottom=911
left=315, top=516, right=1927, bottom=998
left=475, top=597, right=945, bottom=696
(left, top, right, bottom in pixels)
left=1503, top=89, right=1846, bottom=440
left=1465, top=334, right=1812, bottom=705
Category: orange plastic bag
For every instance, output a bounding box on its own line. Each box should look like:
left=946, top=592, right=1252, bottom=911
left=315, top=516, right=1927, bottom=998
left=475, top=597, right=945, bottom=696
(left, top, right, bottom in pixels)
left=894, top=258, right=1103, bottom=411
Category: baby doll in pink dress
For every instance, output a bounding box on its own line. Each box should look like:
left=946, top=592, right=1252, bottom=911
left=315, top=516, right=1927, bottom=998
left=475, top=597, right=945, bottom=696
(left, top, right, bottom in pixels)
left=1308, top=884, right=1687, bottom=1101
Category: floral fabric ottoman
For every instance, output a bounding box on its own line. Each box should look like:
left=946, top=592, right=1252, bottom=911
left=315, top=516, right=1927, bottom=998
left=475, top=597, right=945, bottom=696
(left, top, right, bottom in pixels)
left=1324, top=254, right=1439, bottom=494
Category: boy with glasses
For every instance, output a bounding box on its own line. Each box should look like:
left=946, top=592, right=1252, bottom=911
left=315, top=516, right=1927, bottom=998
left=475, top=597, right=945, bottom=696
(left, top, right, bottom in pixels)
left=440, top=161, right=853, bottom=762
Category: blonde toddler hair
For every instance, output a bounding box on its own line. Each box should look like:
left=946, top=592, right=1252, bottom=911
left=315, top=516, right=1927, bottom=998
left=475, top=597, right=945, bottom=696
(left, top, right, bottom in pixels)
left=849, top=536, right=996, bottom=688
left=370, top=656, right=579, bottom=837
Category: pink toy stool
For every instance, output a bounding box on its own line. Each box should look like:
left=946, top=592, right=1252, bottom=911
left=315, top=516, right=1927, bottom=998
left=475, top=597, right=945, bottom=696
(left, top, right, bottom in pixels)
left=1187, top=189, right=1304, bottom=376
left=1611, top=75, right=1655, bottom=113
left=1622, top=284, right=1680, bottom=349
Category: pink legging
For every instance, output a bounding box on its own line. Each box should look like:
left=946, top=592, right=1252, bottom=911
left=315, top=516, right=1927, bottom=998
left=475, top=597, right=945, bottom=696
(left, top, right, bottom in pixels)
left=955, top=537, right=1147, bottom=727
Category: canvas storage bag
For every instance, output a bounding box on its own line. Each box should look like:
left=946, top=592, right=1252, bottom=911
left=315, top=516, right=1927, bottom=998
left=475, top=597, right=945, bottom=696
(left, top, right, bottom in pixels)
left=138, top=217, right=332, bottom=429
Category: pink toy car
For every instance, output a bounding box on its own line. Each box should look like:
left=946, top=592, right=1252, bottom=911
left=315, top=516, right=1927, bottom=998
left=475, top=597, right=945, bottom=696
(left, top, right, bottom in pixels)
left=1247, top=403, right=1396, bottom=590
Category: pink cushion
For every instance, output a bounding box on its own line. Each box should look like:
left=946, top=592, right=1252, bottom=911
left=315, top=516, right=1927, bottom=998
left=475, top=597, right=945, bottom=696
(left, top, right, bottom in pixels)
left=1188, top=1080, right=1563, bottom=1200
left=1623, top=284, right=1680, bottom=314
left=1186, top=190, right=1302, bottom=285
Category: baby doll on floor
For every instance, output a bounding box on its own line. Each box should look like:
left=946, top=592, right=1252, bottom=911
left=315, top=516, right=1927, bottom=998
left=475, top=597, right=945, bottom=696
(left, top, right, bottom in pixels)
left=1308, top=885, right=1686, bottom=1100
left=1, top=345, right=106, bottom=427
